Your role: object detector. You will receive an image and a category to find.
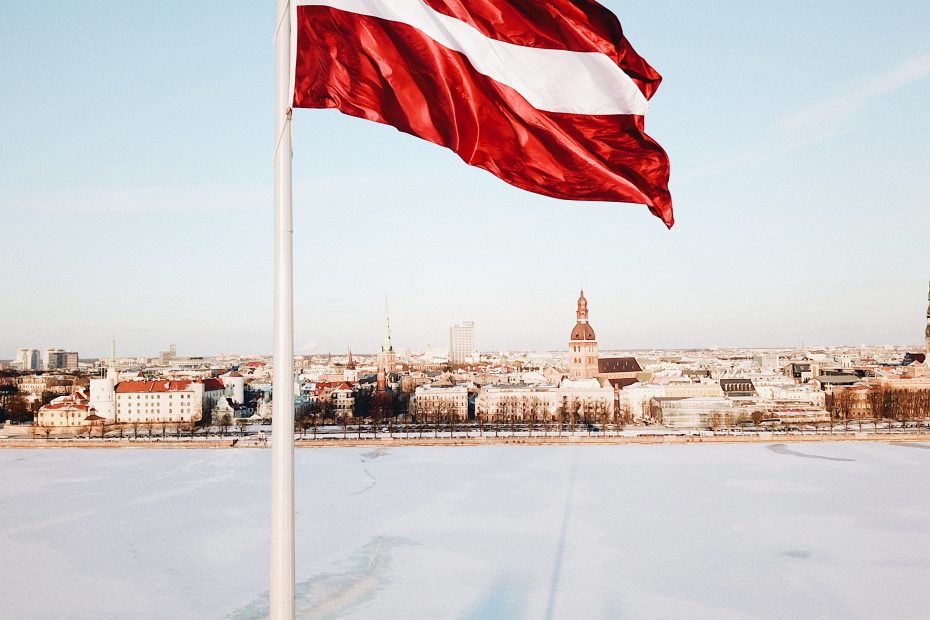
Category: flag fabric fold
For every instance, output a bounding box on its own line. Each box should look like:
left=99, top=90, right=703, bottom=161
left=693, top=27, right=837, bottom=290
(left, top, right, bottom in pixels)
left=292, top=0, right=673, bottom=227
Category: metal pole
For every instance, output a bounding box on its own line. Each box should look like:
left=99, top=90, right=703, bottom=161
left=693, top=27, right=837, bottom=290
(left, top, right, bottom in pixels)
left=271, top=0, right=295, bottom=616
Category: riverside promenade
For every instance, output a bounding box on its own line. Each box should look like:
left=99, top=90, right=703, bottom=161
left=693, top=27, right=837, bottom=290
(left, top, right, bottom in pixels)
left=2, top=431, right=928, bottom=449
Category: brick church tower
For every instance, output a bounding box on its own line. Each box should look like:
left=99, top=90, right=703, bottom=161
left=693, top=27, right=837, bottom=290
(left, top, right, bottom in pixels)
left=568, top=290, right=599, bottom=380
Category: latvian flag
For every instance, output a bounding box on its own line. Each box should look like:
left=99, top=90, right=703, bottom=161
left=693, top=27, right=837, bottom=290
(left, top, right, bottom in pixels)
left=291, top=0, right=674, bottom=227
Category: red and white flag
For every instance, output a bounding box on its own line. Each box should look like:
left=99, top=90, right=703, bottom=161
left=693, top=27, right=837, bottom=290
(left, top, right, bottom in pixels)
left=291, top=0, right=673, bottom=227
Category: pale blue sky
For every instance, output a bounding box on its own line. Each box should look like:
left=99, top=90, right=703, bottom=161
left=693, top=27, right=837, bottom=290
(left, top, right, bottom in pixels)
left=2, top=1, right=929, bottom=358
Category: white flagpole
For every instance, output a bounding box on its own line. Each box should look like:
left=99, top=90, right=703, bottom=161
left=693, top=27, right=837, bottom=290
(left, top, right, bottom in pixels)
left=271, top=0, right=295, bottom=616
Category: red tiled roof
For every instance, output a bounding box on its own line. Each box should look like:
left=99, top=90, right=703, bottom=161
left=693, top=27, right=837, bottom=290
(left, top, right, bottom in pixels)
left=116, top=380, right=193, bottom=393
left=42, top=401, right=89, bottom=412
left=116, top=379, right=226, bottom=393
left=201, top=378, right=225, bottom=392
left=598, top=357, right=642, bottom=374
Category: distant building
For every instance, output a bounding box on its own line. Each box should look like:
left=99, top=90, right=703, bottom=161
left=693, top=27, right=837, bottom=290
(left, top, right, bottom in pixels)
left=412, top=384, right=468, bottom=421
left=112, top=379, right=225, bottom=424
left=16, top=374, right=72, bottom=403
left=753, top=354, right=780, bottom=372
left=785, top=362, right=813, bottom=382
left=449, top=321, right=477, bottom=365
left=618, top=380, right=724, bottom=421
left=308, top=381, right=356, bottom=415
left=88, top=360, right=118, bottom=421
left=651, top=396, right=736, bottom=429
left=43, top=349, right=78, bottom=371
left=220, top=370, right=246, bottom=404
left=13, top=348, right=41, bottom=371
left=719, top=379, right=757, bottom=398
left=35, top=390, right=95, bottom=428
left=475, top=379, right=613, bottom=422
left=370, top=368, right=394, bottom=419
left=159, top=344, right=177, bottom=366
left=212, top=397, right=255, bottom=423
left=596, top=357, right=642, bottom=389
left=568, top=290, right=598, bottom=380
left=344, top=349, right=358, bottom=382
left=377, top=301, right=397, bottom=374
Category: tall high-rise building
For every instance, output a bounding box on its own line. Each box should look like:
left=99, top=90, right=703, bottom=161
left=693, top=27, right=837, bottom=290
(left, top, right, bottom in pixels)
left=159, top=344, right=177, bottom=366
left=568, top=290, right=599, bottom=380
left=44, top=348, right=79, bottom=371
left=449, top=321, right=476, bottom=365
left=14, top=348, right=41, bottom=371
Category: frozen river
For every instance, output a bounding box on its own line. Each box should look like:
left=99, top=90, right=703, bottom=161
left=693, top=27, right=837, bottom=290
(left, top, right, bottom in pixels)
left=2, top=442, right=929, bottom=619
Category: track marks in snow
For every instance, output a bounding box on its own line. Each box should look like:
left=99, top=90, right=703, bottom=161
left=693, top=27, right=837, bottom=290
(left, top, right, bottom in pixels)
left=350, top=468, right=377, bottom=496
left=767, top=444, right=855, bottom=462
left=349, top=448, right=388, bottom=496
left=228, top=536, right=411, bottom=620
left=891, top=442, right=930, bottom=451
left=360, top=447, right=389, bottom=461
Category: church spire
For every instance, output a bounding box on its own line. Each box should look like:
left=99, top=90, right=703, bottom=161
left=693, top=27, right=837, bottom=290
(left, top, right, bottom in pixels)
left=346, top=347, right=355, bottom=370
left=381, top=296, right=394, bottom=353
left=925, top=278, right=930, bottom=354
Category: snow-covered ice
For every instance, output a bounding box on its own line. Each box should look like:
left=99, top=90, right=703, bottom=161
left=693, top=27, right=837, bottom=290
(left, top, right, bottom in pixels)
left=1, top=442, right=929, bottom=619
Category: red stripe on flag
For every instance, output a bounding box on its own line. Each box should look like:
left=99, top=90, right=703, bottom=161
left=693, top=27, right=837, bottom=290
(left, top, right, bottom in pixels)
left=293, top=5, right=672, bottom=227
left=420, top=0, right=663, bottom=99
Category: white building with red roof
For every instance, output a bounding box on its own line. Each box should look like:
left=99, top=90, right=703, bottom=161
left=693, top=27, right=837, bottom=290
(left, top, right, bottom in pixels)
left=113, top=378, right=225, bottom=424
left=35, top=390, right=96, bottom=428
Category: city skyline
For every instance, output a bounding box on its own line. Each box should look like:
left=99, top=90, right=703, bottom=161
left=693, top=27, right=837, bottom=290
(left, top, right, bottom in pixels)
left=6, top=278, right=929, bottom=360
left=3, top=1, right=929, bottom=356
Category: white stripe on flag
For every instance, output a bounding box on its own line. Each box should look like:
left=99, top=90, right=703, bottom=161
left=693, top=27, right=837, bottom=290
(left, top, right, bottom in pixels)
left=295, top=0, right=650, bottom=115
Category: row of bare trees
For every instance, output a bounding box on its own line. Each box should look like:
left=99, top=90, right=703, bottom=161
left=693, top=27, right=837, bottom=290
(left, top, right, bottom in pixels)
left=28, top=416, right=256, bottom=441
left=826, top=387, right=930, bottom=428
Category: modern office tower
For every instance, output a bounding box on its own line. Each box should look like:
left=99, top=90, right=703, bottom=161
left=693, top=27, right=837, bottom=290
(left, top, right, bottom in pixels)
left=449, top=321, right=476, bottom=365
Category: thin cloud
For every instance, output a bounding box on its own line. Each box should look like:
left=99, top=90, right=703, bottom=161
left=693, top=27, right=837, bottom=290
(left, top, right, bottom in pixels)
left=679, top=53, right=930, bottom=182
left=776, top=53, right=930, bottom=147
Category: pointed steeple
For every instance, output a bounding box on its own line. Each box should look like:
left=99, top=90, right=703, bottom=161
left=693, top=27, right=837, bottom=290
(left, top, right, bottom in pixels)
left=381, top=295, right=394, bottom=353
left=925, top=278, right=930, bottom=349
left=346, top=347, right=355, bottom=370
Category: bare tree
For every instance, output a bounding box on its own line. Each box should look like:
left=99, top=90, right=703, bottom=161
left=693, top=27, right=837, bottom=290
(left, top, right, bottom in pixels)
left=596, top=400, right=611, bottom=436
left=296, top=403, right=313, bottom=439
left=217, top=413, right=232, bottom=437
left=527, top=397, right=539, bottom=438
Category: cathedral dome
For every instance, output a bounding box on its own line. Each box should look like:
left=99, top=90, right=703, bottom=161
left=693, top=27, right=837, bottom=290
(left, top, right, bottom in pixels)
left=571, top=322, right=596, bottom=341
